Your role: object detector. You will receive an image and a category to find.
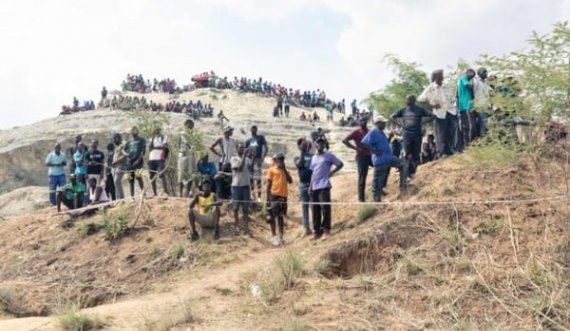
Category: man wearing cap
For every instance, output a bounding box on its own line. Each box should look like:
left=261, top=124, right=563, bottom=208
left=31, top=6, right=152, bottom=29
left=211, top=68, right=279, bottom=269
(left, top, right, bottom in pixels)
left=391, top=95, right=435, bottom=178
left=45, top=143, right=67, bottom=205
left=343, top=117, right=372, bottom=202
left=210, top=126, right=236, bottom=168
left=266, top=152, right=293, bottom=246
left=309, top=137, right=343, bottom=240
left=56, top=174, right=85, bottom=212
left=362, top=116, right=407, bottom=202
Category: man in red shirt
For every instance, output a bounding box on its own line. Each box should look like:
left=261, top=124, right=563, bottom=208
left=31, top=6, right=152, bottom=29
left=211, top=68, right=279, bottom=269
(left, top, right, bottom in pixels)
left=342, top=118, right=372, bottom=202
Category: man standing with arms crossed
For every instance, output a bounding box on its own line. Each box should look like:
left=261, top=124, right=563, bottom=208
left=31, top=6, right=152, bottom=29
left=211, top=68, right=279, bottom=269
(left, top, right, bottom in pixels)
left=342, top=117, right=371, bottom=202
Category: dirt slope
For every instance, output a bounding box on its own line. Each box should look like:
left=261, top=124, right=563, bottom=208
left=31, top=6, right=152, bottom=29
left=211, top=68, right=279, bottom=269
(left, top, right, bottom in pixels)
left=0, top=145, right=568, bottom=330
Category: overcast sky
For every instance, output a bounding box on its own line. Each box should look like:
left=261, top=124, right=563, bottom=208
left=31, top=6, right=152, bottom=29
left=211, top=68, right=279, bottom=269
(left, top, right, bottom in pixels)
left=0, top=0, right=568, bottom=129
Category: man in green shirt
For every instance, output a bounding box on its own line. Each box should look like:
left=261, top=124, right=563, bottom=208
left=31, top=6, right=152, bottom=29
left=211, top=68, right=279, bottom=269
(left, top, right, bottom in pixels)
left=57, top=174, right=85, bottom=212
left=457, top=69, right=477, bottom=150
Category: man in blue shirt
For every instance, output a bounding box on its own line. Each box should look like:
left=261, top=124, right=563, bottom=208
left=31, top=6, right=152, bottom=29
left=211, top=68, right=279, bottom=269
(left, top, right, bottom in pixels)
left=391, top=95, right=435, bottom=178
left=457, top=69, right=477, bottom=150
left=362, top=116, right=407, bottom=202
left=45, top=143, right=67, bottom=205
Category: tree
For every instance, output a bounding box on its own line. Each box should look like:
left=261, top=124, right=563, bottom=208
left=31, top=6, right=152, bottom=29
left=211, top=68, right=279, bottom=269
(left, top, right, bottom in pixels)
left=363, top=54, right=429, bottom=118
left=478, top=21, right=570, bottom=120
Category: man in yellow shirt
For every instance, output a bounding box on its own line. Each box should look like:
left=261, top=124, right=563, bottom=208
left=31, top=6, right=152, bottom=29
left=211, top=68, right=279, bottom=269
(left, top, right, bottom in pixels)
left=188, top=180, right=222, bottom=241
left=266, top=152, right=293, bottom=246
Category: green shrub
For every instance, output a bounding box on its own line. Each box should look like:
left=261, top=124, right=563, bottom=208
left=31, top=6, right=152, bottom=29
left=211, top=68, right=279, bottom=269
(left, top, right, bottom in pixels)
left=274, top=249, right=304, bottom=289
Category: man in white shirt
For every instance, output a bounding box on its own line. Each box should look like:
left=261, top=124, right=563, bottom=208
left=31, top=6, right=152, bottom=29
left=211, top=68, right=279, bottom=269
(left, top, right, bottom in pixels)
left=231, top=143, right=255, bottom=235
left=148, top=127, right=169, bottom=196
left=418, top=69, right=458, bottom=157
left=474, top=67, right=493, bottom=138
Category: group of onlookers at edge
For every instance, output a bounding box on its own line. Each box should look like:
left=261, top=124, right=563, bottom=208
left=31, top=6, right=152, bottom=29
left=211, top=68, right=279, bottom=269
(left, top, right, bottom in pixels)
left=45, top=67, right=494, bottom=246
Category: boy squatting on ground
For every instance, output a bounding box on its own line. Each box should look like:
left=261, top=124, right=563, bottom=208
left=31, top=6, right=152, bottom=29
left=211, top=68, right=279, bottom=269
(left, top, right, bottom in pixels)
left=188, top=179, right=222, bottom=241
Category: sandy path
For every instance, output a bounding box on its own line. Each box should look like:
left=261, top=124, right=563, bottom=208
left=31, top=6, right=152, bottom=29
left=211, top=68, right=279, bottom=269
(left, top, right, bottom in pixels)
left=0, top=233, right=287, bottom=331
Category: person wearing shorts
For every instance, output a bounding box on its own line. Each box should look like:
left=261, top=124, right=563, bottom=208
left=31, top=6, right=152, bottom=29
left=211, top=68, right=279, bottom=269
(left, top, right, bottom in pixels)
left=266, top=152, right=292, bottom=246
left=231, top=143, right=255, bottom=234
left=188, top=180, right=221, bottom=241
left=124, top=127, right=146, bottom=197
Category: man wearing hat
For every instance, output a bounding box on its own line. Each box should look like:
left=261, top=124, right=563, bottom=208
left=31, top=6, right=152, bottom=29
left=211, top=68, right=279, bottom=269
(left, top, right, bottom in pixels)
left=210, top=126, right=236, bottom=168
left=266, top=152, right=293, bottom=246
left=362, top=115, right=407, bottom=202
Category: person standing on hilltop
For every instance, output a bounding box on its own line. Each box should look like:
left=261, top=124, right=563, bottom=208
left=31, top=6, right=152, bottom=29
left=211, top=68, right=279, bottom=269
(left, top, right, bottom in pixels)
left=457, top=69, right=477, bottom=150
left=111, top=133, right=127, bottom=200
left=148, top=127, right=169, bottom=197
left=245, top=125, right=268, bottom=202
left=343, top=117, right=372, bottom=202
left=123, top=127, right=146, bottom=198
left=418, top=69, right=457, bottom=157
left=178, top=119, right=197, bottom=197
left=391, top=95, right=435, bottom=179
left=46, top=143, right=67, bottom=206
left=231, top=143, right=255, bottom=235
left=266, top=152, right=293, bottom=246
left=294, top=138, right=314, bottom=237
left=210, top=126, right=236, bottom=168
left=474, top=67, right=492, bottom=138
left=101, top=86, right=108, bottom=100
left=362, top=116, right=408, bottom=201
left=309, top=137, right=343, bottom=240
left=85, top=139, right=105, bottom=186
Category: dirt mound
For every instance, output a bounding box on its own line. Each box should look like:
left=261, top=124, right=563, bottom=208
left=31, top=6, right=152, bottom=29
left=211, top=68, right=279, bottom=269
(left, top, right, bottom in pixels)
left=0, top=198, right=268, bottom=317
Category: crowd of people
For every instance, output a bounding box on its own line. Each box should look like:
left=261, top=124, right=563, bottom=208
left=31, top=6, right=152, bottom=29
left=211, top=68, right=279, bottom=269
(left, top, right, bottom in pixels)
left=60, top=97, right=96, bottom=115
left=103, top=94, right=214, bottom=118
left=121, top=74, right=180, bottom=94
left=46, top=66, right=568, bottom=248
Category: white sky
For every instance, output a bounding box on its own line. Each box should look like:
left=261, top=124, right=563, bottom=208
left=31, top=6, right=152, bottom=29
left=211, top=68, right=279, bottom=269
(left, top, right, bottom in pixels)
left=0, top=0, right=568, bottom=129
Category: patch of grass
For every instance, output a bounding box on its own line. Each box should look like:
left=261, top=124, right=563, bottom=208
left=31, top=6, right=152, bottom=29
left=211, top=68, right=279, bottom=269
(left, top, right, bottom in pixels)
left=274, top=249, right=305, bottom=289
left=357, top=206, right=377, bottom=223
left=0, top=287, right=17, bottom=315
left=58, top=308, right=103, bottom=331
left=474, top=219, right=502, bottom=235
left=139, top=299, right=193, bottom=331
left=456, top=139, right=520, bottom=168
left=280, top=319, right=309, bottom=331
left=405, top=258, right=422, bottom=276
left=312, top=258, right=329, bottom=275
left=99, top=207, right=129, bottom=241
left=150, top=244, right=161, bottom=257
left=173, top=242, right=186, bottom=259
left=77, top=223, right=98, bottom=237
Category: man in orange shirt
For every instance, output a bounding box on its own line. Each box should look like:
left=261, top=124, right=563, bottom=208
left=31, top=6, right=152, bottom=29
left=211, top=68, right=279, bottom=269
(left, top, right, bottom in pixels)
left=266, top=152, right=293, bottom=246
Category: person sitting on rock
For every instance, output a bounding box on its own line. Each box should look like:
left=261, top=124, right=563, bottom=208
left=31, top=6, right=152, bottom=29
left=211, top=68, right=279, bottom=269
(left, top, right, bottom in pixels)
left=188, top=179, right=222, bottom=241
left=57, top=174, right=85, bottom=212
